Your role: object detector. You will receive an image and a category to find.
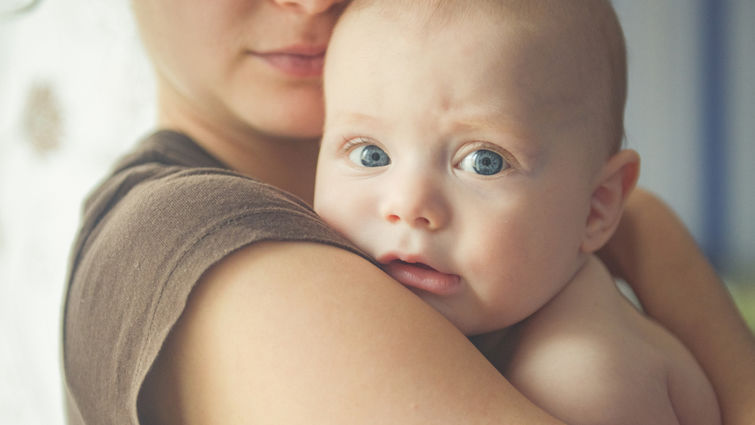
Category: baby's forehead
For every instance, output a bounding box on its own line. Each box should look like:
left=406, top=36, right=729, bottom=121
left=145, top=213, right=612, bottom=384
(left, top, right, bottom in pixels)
left=337, top=0, right=621, bottom=77
left=331, top=0, right=627, bottom=149
left=340, top=0, right=610, bottom=35
left=337, top=0, right=616, bottom=93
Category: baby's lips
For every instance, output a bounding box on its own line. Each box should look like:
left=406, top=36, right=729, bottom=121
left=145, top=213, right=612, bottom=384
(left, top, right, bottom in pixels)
left=382, top=259, right=461, bottom=296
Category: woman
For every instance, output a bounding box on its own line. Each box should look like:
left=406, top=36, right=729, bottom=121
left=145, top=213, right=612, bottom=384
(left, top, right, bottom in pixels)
left=62, top=1, right=755, bottom=424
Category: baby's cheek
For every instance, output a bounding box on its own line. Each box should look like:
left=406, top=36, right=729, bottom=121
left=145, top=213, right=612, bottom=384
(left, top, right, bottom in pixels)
left=461, top=227, right=531, bottom=288
left=314, top=196, right=350, bottom=235
left=462, top=223, right=519, bottom=268
left=461, top=241, right=506, bottom=288
left=322, top=209, right=380, bottom=257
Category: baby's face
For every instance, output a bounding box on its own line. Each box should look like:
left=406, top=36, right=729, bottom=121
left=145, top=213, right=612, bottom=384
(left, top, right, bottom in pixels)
left=315, top=7, right=604, bottom=335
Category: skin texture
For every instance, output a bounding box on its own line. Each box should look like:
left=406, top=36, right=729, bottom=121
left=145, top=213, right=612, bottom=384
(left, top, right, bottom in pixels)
left=127, top=0, right=755, bottom=423
left=314, top=3, right=720, bottom=423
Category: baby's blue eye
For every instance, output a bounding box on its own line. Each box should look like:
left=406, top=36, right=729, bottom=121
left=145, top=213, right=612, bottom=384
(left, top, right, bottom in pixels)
left=459, top=149, right=507, bottom=175
left=349, top=144, right=391, bottom=167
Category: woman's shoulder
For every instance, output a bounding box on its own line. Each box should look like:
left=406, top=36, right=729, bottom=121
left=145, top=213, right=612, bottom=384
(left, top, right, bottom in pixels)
left=81, top=130, right=324, bottom=236
left=73, top=129, right=364, bottom=273
left=62, top=131, right=368, bottom=425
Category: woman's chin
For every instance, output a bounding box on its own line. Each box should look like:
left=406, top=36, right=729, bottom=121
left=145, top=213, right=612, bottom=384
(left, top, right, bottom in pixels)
left=243, top=100, right=324, bottom=141
left=264, top=121, right=323, bottom=141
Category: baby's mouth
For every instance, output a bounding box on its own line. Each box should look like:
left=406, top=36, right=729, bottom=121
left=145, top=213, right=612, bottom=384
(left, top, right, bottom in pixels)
left=397, top=260, right=434, bottom=271
left=381, top=260, right=462, bottom=296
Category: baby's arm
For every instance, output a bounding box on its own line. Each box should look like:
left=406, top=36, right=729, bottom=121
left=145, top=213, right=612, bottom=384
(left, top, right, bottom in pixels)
left=600, top=189, right=755, bottom=425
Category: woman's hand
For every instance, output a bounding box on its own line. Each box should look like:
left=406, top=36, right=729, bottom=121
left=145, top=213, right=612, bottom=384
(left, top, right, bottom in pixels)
left=599, top=188, right=755, bottom=425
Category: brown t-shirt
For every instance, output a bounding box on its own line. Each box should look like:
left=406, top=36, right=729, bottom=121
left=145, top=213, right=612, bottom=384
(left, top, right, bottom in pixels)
left=62, top=130, right=367, bottom=424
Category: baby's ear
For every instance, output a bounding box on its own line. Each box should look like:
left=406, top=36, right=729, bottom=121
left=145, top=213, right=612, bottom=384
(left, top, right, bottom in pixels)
left=581, top=149, right=640, bottom=253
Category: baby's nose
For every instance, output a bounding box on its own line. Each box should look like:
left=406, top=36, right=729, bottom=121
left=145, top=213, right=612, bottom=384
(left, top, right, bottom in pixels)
left=381, top=183, right=449, bottom=231
left=386, top=213, right=438, bottom=229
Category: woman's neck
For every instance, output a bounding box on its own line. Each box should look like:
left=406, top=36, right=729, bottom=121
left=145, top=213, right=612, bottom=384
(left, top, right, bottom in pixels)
left=157, top=92, right=321, bottom=205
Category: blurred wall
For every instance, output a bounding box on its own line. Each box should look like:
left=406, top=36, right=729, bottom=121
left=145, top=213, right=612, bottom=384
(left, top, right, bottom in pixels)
left=614, top=0, right=755, bottom=275
left=0, top=1, right=752, bottom=424
left=0, top=2, right=154, bottom=424
left=728, top=0, right=755, bottom=275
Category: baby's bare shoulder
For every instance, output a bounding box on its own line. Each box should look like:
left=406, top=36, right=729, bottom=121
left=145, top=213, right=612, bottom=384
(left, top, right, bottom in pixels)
left=505, top=310, right=673, bottom=424
left=505, top=285, right=718, bottom=425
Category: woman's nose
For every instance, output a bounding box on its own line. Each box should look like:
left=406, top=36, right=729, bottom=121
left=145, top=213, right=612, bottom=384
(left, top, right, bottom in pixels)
left=271, top=0, right=349, bottom=15
left=381, top=179, right=450, bottom=231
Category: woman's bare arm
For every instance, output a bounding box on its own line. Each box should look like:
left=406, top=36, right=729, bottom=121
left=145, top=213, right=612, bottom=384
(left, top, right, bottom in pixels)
left=139, top=241, right=564, bottom=425
left=600, top=188, right=755, bottom=425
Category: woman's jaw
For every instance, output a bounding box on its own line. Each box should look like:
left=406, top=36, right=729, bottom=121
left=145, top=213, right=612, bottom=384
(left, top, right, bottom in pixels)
left=155, top=74, right=323, bottom=204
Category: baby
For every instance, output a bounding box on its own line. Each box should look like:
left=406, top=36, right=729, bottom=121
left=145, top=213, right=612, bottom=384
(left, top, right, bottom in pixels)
left=314, top=1, right=720, bottom=424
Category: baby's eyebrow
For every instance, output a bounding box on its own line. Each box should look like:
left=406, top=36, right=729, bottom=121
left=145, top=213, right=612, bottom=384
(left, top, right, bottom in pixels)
left=444, top=115, right=544, bottom=160
left=324, top=111, right=383, bottom=137
left=442, top=114, right=518, bottom=138
left=445, top=117, right=502, bottom=132
left=332, top=112, right=380, bottom=126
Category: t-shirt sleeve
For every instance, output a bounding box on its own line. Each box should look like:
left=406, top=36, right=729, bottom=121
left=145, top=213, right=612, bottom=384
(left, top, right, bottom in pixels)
left=63, top=167, right=369, bottom=424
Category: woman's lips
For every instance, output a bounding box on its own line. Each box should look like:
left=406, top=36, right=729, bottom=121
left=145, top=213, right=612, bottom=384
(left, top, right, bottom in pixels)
left=382, top=260, right=461, bottom=296
left=250, top=45, right=326, bottom=78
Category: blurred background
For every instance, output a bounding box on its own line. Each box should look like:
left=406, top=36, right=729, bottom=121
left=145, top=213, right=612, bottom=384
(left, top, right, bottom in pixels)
left=0, top=0, right=752, bottom=423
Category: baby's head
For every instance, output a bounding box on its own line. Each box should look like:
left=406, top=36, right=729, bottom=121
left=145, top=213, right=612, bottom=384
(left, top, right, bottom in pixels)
left=328, top=0, right=629, bottom=158
left=315, top=0, right=639, bottom=335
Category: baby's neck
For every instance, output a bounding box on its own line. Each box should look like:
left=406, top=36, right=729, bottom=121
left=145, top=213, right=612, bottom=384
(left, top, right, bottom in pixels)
left=480, top=255, right=629, bottom=373
left=547, top=255, right=619, bottom=307
left=528, top=254, right=634, bottom=331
